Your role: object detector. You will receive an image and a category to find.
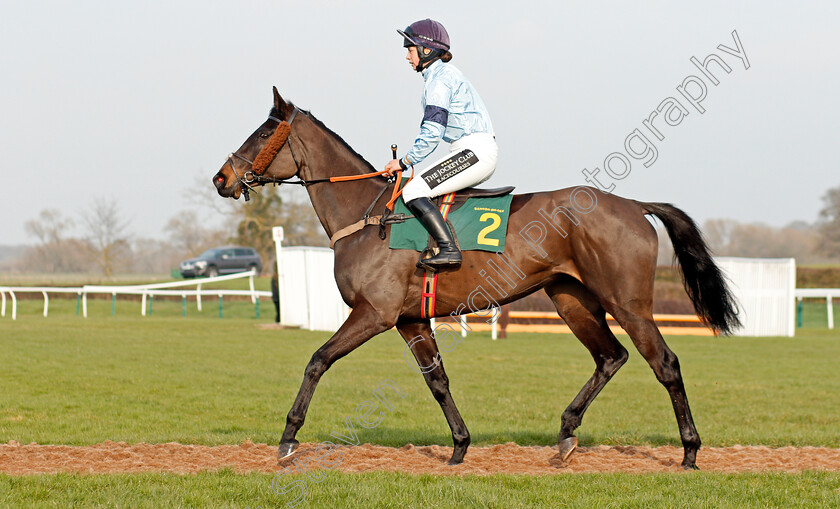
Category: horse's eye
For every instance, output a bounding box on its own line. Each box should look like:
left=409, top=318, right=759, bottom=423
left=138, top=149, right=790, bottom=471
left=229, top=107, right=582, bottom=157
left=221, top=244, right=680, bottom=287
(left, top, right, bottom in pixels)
left=259, top=132, right=270, bottom=139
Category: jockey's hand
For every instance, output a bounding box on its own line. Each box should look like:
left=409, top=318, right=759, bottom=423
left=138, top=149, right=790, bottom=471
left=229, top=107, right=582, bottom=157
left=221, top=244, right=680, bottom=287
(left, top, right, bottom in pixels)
left=384, top=159, right=402, bottom=176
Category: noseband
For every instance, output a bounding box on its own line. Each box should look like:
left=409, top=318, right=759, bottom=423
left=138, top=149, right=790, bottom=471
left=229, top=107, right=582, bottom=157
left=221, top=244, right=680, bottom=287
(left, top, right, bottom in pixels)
left=227, top=108, right=301, bottom=201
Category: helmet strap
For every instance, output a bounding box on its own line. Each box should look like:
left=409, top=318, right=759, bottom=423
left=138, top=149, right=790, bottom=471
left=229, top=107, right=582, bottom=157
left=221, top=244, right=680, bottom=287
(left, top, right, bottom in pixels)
left=414, top=47, right=443, bottom=72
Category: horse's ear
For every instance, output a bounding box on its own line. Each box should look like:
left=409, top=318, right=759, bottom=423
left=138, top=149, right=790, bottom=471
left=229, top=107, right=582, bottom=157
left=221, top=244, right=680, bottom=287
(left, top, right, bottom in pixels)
left=272, top=86, right=291, bottom=118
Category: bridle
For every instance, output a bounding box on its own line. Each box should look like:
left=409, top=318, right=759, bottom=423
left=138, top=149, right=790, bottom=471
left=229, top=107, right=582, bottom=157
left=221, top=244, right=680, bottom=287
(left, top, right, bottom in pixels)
left=225, top=107, right=410, bottom=201
left=223, top=104, right=415, bottom=247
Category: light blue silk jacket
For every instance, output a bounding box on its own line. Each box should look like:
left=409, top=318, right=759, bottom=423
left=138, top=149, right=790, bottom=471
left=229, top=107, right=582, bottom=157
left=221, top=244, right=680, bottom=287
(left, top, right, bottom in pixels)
left=402, top=60, right=494, bottom=167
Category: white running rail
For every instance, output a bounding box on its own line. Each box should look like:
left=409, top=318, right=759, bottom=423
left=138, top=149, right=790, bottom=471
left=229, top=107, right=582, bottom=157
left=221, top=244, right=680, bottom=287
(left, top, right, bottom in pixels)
left=1, top=270, right=262, bottom=320
left=794, top=288, right=840, bottom=330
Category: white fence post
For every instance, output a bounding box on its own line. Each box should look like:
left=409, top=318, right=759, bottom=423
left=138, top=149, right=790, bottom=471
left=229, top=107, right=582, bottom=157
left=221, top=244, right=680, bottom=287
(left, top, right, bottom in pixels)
left=273, top=227, right=286, bottom=325
left=491, top=307, right=498, bottom=340
left=828, top=296, right=834, bottom=330
left=249, top=272, right=256, bottom=304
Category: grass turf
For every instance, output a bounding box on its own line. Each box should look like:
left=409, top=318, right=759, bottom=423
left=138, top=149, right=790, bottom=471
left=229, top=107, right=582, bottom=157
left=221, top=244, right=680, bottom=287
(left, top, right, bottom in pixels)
left=1, top=471, right=839, bottom=508
left=2, top=303, right=839, bottom=508
left=1, top=305, right=839, bottom=447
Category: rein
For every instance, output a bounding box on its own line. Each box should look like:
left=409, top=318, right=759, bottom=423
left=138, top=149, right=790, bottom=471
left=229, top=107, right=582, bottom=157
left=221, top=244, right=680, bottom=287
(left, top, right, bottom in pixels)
left=229, top=108, right=410, bottom=194
left=227, top=108, right=414, bottom=245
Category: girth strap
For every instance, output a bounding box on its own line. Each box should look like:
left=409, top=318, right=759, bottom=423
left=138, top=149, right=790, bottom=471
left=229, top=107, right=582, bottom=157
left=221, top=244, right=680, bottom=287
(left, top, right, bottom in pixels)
left=329, top=216, right=382, bottom=249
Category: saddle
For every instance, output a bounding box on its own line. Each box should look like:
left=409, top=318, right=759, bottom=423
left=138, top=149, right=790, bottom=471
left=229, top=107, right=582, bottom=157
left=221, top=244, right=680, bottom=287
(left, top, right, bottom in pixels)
left=436, top=185, right=515, bottom=209
left=449, top=185, right=515, bottom=199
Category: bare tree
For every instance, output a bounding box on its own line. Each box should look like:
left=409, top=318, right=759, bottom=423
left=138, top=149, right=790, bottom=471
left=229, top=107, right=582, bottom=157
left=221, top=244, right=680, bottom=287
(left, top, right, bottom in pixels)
left=817, top=185, right=840, bottom=259
left=165, top=210, right=226, bottom=257
left=275, top=187, right=328, bottom=247
left=25, top=209, right=72, bottom=245
left=232, top=188, right=287, bottom=262
left=229, top=186, right=327, bottom=262
left=131, top=237, right=183, bottom=275
left=725, top=223, right=818, bottom=259
left=703, top=218, right=738, bottom=254
left=701, top=217, right=825, bottom=263
left=23, top=209, right=91, bottom=273
left=82, top=198, right=131, bottom=277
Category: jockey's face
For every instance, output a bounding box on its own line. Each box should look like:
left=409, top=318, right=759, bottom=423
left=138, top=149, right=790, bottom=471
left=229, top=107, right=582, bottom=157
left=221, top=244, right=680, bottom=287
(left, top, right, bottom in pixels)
left=406, top=46, right=421, bottom=70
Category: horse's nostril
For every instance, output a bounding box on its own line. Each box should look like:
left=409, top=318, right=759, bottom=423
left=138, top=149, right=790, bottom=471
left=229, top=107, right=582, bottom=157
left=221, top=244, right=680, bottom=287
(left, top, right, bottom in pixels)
left=213, top=174, right=225, bottom=188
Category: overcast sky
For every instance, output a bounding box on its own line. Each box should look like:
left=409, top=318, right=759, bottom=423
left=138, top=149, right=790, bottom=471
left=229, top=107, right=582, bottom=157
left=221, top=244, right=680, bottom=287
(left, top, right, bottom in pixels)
left=1, top=1, right=837, bottom=245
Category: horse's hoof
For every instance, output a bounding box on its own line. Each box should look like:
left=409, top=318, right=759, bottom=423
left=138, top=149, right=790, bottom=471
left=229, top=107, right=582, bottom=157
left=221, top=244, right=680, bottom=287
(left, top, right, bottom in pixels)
left=278, top=441, right=299, bottom=460
left=549, top=436, right=578, bottom=467
left=447, top=447, right=467, bottom=465
left=557, top=436, right=578, bottom=462
left=682, top=462, right=699, bottom=471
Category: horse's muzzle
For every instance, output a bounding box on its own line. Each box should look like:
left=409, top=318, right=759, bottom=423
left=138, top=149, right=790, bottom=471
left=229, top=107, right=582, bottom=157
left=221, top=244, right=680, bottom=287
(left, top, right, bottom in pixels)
left=212, top=172, right=225, bottom=190
left=212, top=173, right=240, bottom=199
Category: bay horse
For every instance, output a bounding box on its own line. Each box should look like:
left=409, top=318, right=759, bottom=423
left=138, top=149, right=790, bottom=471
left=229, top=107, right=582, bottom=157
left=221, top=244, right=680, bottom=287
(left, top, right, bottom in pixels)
left=213, top=87, right=739, bottom=470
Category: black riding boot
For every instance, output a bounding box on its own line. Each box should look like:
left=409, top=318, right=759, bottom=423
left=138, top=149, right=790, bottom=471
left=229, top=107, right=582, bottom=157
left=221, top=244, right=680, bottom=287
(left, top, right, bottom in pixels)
left=406, top=197, right=462, bottom=270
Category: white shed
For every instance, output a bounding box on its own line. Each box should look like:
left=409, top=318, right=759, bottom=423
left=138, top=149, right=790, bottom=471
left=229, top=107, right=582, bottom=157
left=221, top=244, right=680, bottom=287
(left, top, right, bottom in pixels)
left=273, top=229, right=350, bottom=332
left=715, top=257, right=796, bottom=337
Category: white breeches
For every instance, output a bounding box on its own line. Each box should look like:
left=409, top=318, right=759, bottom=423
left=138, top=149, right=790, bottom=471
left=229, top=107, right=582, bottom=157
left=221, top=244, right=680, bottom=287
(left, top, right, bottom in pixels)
left=401, top=133, right=498, bottom=202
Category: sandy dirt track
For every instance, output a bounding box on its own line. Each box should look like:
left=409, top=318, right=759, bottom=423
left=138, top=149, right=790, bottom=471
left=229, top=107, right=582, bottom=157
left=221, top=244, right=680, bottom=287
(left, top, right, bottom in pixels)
left=2, top=441, right=840, bottom=476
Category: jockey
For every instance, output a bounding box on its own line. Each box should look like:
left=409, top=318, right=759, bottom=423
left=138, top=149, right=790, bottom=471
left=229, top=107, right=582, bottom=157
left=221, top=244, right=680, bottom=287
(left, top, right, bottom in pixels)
left=384, top=18, right=498, bottom=271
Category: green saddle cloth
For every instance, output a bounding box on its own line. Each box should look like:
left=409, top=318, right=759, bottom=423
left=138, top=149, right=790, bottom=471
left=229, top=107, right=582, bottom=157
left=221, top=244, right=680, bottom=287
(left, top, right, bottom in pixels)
left=389, top=194, right=513, bottom=253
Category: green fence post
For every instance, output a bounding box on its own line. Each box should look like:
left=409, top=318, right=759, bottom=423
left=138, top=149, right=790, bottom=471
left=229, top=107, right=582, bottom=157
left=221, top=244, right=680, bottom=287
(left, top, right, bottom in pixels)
left=797, top=298, right=803, bottom=328
left=76, top=293, right=81, bottom=316
left=218, top=295, right=223, bottom=318
left=111, top=293, right=116, bottom=316
left=149, top=295, right=154, bottom=316
left=255, top=297, right=260, bottom=320
left=182, top=295, right=187, bottom=317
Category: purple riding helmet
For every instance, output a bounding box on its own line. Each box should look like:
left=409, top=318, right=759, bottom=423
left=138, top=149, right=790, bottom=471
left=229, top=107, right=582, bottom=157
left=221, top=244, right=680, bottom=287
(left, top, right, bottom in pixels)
left=397, top=19, right=450, bottom=71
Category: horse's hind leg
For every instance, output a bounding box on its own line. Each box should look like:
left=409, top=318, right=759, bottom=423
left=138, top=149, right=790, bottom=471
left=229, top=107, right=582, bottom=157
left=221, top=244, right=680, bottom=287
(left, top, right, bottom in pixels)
left=545, top=278, right=629, bottom=464
left=609, top=306, right=701, bottom=470
left=279, top=300, right=391, bottom=459
left=396, top=320, right=470, bottom=465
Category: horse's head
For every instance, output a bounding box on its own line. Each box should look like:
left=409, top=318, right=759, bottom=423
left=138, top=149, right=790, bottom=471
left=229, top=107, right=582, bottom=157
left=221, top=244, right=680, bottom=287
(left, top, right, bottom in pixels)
left=213, top=87, right=300, bottom=200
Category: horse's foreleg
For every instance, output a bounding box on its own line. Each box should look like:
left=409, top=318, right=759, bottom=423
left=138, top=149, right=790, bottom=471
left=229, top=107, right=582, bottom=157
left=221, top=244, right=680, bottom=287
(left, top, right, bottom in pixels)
left=610, top=308, right=701, bottom=470
left=278, top=301, right=391, bottom=459
left=397, top=320, right=470, bottom=465
left=545, top=281, right=629, bottom=464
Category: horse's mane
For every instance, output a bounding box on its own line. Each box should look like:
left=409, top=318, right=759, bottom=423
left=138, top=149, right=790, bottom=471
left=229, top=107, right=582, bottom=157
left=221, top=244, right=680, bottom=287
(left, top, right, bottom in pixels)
left=270, top=105, right=378, bottom=174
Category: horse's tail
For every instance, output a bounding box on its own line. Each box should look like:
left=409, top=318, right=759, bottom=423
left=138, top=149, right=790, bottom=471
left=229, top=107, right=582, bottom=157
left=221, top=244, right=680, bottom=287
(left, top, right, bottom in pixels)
left=639, top=201, right=741, bottom=335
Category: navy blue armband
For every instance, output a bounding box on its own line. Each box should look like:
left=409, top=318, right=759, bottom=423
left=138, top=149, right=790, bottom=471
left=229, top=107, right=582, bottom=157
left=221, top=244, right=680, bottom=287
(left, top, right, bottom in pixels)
left=423, top=105, right=449, bottom=126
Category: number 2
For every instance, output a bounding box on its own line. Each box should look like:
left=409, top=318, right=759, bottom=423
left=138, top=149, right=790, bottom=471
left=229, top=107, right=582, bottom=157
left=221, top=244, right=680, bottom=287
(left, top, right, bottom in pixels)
left=477, top=212, right=501, bottom=246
